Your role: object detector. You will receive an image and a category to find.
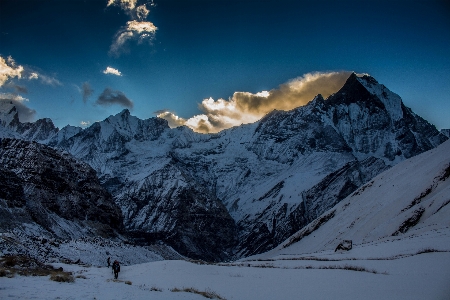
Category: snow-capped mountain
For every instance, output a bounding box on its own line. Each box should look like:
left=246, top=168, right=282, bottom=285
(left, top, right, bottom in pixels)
left=256, top=138, right=450, bottom=259
left=0, top=73, right=447, bottom=260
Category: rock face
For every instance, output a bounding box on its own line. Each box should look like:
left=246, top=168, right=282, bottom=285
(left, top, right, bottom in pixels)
left=0, top=138, right=122, bottom=239
left=0, top=73, right=447, bottom=260
left=442, top=129, right=450, bottom=138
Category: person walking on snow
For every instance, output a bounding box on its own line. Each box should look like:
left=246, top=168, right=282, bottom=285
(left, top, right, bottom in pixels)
left=107, top=257, right=111, bottom=268
left=112, top=260, right=120, bottom=279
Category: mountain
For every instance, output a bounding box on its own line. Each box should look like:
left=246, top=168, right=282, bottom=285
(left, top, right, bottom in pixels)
left=442, top=129, right=450, bottom=138
left=0, top=73, right=447, bottom=260
left=0, top=138, right=122, bottom=239
left=257, top=138, right=450, bottom=258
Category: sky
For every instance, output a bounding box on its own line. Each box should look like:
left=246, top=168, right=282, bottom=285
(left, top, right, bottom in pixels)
left=0, top=0, right=449, bottom=133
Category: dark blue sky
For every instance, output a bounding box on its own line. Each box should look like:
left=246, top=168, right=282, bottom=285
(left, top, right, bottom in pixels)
left=1, top=0, right=449, bottom=131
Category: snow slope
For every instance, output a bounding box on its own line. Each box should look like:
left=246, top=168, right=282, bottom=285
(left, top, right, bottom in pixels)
left=252, top=139, right=450, bottom=259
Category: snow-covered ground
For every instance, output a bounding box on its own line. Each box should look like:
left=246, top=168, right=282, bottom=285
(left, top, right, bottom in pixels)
left=1, top=240, right=449, bottom=300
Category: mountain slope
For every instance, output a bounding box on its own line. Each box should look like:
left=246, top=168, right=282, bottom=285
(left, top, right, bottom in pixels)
left=259, top=139, right=450, bottom=258
left=0, top=138, right=122, bottom=239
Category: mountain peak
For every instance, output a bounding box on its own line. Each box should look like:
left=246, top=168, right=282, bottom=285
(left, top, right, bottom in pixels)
left=119, top=108, right=130, bottom=116
left=329, top=73, right=403, bottom=121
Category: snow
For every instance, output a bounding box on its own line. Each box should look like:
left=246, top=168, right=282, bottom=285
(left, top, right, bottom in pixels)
left=255, top=140, right=450, bottom=258
left=2, top=141, right=449, bottom=299
left=1, top=247, right=449, bottom=299
left=356, top=75, right=403, bottom=121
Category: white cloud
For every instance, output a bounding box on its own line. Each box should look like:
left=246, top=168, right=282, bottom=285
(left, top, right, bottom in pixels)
left=28, top=72, right=39, bottom=80
left=80, top=120, right=91, bottom=127
left=157, top=71, right=352, bottom=133
left=0, top=92, right=29, bottom=102
left=0, top=55, right=24, bottom=87
left=103, top=66, right=122, bottom=76
left=109, top=20, right=158, bottom=56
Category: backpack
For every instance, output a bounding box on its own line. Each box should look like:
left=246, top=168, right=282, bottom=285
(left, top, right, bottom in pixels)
left=113, top=261, right=120, bottom=272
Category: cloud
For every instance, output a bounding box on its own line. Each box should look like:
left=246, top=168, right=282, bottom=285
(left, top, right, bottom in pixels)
left=96, top=88, right=133, bottom=108
left=82, top=82, right=94, bottom=103
left=13, top=84, right=28, bottom=93
left=80, top=120, right=91, bottom=127
left=37, top=73, right=62, bottom=86
left=107, top=0, right=154, bottom=19
left=136, top=4, right=150, bottom=20
left=103, top=66, right=122, bottom=76
left=0, top=93, right=36, bottom=122
left=28, top=72, right=38, bottom=80
left=109, top=20, right=157, bottom=56
left=1, top=55, right=62, bottom=91
left=0, top=55, right=24, bottom=86
left=2, top=81, right=28, bottom=94
left=107, top=0, right=138, bottom=12
left=157, top=71, right=352, bottom=133
left=155, top=111, right=187, bottom=128
left=24, top=70, right=62, bottom=86
left=107, top=0, right=157, bottom=57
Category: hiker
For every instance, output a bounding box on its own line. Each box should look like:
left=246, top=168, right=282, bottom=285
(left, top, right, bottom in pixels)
left=112, top=260, right=120, bottom=279
left=107, top=257, right=111, bottom=268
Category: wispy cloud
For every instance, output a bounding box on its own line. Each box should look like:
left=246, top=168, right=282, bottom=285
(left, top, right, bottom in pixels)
left=103, top=66, right=122, bottom=76
left=13, top=84, right=28, bottom=93
left=108, top=1, right=157, bottom=57
left=109, top=20, right=157, bottom=57
left=82, top=82, right=94, bottom=103
left=3, top=81, right=28, bottom=94
left=24, top=69, right=62, bottom=86
left=28, top=72, right=38, bottom=80
left=157, top=71, right=352, bottom=133
left=0, top=55, right=24, bottom=87
left=37, top=73, right=62, bottom=86
left=96, top=88, right=133, bottom=108
left=0, top=93, right=36, bottom=122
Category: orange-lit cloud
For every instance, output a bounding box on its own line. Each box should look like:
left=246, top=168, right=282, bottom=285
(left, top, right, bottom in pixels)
left=157, top=71, right=351, bottom=133
left=107, top=0, right=137, bottom=12
left=0, top=55, right=24, bottom=87
left=155, top=111, right=187, bottom=128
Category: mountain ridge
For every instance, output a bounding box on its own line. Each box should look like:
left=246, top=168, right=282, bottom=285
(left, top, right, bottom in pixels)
left=1, top=73, right=447, bottom=260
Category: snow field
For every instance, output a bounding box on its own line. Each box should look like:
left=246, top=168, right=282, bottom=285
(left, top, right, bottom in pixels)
left=1, top=247, right=449, bottom=300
